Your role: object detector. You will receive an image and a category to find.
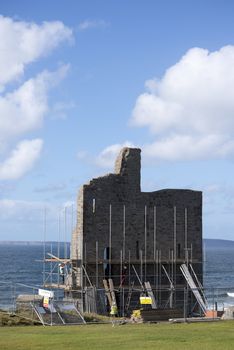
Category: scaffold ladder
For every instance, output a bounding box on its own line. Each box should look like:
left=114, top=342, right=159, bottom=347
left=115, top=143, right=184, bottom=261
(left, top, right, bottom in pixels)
left=144, top=281, right=157, bottom=309
left=189, top=263, right=208, bottom=308
left=103, top=279, right=112, bottom=308
left=180, top=264, right=207, bottom=314
left=108, top=278, right=117, bottom=305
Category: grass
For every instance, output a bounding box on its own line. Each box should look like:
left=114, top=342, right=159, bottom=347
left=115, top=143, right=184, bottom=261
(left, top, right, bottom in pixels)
left=0, top=310, right=39, bottom=327
left=1, top=321, right=234, bottom=350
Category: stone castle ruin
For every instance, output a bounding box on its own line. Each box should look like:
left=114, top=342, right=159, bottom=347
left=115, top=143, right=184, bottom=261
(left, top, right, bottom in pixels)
left=70, top=147, right=203, bottom=315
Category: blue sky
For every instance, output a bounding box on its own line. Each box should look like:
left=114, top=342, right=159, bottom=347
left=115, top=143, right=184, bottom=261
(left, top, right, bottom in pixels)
left=1, top=0, right=234, bottom=241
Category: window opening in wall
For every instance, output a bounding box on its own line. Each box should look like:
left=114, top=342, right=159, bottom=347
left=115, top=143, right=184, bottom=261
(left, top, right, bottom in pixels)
left=92, top=198, right=96, bottom=213
left=177, top=243, right=181, bottom=259
left=103, top=247, right=110, bottom=277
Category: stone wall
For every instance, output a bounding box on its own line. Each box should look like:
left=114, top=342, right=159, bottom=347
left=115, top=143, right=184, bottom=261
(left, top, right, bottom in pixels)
left=71, top=147, right=202, bottom=295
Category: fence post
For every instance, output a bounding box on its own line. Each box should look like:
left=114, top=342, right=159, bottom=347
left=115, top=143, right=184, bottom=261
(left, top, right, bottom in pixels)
left=183, top=287, right=187, bottom=322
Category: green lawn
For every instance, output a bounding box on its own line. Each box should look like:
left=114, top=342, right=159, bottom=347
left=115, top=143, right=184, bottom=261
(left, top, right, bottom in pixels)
left=0, top=321, right=234, bottom=350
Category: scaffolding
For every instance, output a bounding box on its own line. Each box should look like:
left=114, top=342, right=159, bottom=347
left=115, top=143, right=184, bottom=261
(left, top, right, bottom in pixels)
left=41, top=202, right=207, bottom=320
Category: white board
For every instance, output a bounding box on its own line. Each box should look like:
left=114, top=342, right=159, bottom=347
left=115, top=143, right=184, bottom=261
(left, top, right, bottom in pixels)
left=38, top=288, right=54, bottom=299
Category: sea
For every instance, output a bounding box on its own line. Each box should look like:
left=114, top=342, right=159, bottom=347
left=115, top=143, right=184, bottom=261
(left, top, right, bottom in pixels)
left=0, top=239, right=234, bottom=310
left=0, top=242, right=69, bottom=310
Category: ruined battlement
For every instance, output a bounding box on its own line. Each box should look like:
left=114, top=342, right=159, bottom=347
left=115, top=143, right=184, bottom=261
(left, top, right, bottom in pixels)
left=70, top=147, right=203, bottom=314
left=71, top=147, right=202, bottom=262
left=114, top=147, right=141, bottom=192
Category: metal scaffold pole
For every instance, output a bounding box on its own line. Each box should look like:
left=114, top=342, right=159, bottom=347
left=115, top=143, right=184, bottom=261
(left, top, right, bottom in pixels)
left=185, top=207, right=188, bottom=265
left=123, top=204, right=126, bottom=261
left=43, top=207, right=46, bottom=286
left=57, top=210, right=61, bottom=285
left=140, top=249, right=143, bottom=282
left=64, top=206, right=67, bottom=260
left=96, top=241, right=99, bottom=288
left=144, top=205, right=147, bottom=282
left=153, top=205, right=157, bottom=287
left=109, top=204, right=112, bottom=279
left=173, top=205, right=177, bottom=306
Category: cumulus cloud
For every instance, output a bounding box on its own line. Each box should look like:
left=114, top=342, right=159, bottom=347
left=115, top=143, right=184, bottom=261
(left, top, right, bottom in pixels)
left=78, top=19, right=109, bottom=31
left=131, top=45, right=234, bottom=161
left=0, top=198, right=40, bottom=216
left=0, top=198, right=77, bottom=240
left=0, top=139, right=43, bottom=180
left=0, top=65, right=69, bottom=148
left=0, top=198, right=76, bottom=238
left=0, top=15, right=73, bottom=179
left=96, top=141, right=135, bottom=168
left=0, top=15, right=72, bottom=89
left=143, top=134, right=234, bottom=161
left=0, top=198, right=58, bottom=224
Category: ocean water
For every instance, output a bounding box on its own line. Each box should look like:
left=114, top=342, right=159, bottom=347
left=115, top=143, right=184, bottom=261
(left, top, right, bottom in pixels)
left=0, top=243, right=69, bottom=309
left=203, top=245, right=234, bottom=307
left=0, top=242, right=234, bottom=310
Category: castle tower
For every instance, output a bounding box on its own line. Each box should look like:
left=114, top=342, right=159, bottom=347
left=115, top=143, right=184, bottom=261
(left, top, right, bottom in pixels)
left=70, top=148, right=203, bottom=315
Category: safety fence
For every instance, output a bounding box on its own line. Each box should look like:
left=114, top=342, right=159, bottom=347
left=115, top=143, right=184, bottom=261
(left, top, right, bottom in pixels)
left=1, top=281, right=234, bottom=324
left=0, top=281, right=85, bottom=325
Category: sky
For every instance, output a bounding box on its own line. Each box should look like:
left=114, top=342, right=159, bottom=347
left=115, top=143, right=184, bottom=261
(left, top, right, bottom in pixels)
left=1, top=0, right=234, bottom=241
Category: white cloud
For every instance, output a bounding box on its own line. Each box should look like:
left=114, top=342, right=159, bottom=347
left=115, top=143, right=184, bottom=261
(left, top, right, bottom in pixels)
left=51, top=100, right=75, bottom=120
left=0, top=198, right=77, bottom=241
left=78, top=19, right=109, bottom=31
left=0, top=16, right=73, bottom=179
left=131, top=45, right=234, bottom=161
left=0, top=198, right=76, bottom=240
left=96, top=141, right=135, bottom=169
left=0, top=139, right=43, bottom=180
left=143, top=134, right=234, bottom=161
left=0, top=182, right=15, bottom=196
left=0, top=199, right=39, bottom=221
left=0, top=15, right=72, bottom=89
left=0, top=198, right=57, bottom=223
left=0, top=65, right=69, bottom=148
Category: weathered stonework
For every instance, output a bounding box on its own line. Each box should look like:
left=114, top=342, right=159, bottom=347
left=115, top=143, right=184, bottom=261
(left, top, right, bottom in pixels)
left=71, top=147, right=203, bottom=312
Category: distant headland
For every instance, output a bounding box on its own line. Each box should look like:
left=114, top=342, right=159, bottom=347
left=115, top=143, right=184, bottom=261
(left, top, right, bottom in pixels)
left=0, top=239, right=234, bottom=249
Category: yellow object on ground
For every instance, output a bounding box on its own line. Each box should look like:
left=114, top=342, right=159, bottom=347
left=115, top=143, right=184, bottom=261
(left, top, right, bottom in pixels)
left=140, top=296, right=152, bottom=305
left=132, top=309, right=141, bottom=318
left=110, top=305, right=118, bottom=315
left=43, top=297, right=49, bottom=308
